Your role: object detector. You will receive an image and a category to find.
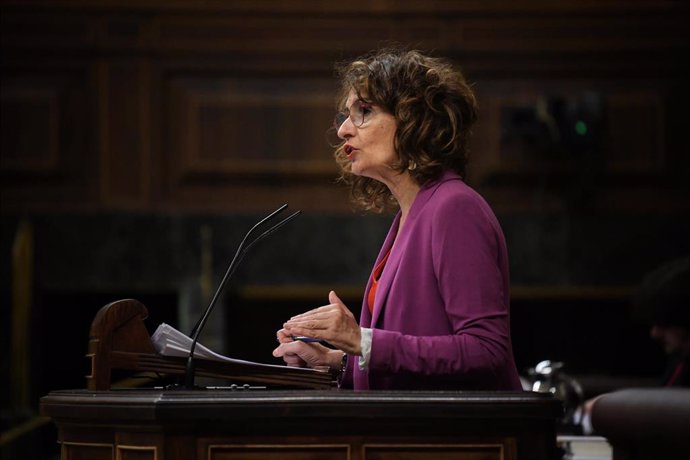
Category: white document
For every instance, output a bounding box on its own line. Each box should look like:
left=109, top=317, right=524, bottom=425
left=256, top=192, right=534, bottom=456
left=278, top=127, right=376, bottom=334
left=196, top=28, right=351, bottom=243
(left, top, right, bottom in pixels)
left=151, top=322, right=300, bottom=370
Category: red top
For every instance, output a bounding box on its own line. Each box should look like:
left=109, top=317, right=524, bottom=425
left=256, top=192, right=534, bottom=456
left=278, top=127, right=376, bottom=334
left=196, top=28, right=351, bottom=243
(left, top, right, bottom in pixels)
left=367, top=248, right=391, bottom=314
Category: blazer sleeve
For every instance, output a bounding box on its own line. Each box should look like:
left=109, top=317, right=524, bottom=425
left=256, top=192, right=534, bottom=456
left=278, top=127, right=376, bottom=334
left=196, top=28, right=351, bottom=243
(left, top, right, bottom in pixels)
left=369, top=193, right=513, bottom=385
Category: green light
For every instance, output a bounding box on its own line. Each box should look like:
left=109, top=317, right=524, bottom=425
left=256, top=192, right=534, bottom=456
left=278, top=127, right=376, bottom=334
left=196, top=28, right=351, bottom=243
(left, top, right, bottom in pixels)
left=575, top=120, right=588, bottom=136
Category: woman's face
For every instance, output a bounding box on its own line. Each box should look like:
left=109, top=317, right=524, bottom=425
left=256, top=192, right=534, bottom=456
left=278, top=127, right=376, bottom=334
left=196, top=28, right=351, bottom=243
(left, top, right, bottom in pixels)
left=337, top=90, right=398, bottom=184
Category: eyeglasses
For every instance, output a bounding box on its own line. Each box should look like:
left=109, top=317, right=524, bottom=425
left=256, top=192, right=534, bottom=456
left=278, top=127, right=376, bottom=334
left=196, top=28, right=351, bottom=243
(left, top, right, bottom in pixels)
left=334, top=100, right=374, bottom=130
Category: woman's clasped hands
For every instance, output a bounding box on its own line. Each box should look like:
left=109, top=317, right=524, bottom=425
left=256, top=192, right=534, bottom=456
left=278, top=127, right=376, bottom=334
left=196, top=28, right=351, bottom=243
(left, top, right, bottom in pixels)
left=272, top=291, right=361, bottom=370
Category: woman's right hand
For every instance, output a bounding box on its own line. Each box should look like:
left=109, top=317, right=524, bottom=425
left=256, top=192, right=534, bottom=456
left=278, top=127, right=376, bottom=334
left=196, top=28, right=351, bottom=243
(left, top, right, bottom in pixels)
left=272, top=328, right=343, bottom=370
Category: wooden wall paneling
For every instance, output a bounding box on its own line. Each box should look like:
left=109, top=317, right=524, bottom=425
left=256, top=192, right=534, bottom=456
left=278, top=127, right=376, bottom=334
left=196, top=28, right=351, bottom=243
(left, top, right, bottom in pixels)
left=470, top=82, right=668, bottom=179
left=454, top=15, right=689, bottom=54
left=98, top=58, right=152, bottom=208
left=159, top=70, right=351, bottom=211
left=151, top=14, right=446, bottom=56
left=0, top=84, right=59, bottom=172
left=171, top=77, right=336, bottom=175
left=0, top=65, right=99, bottom=210
left=0, top=9, right=95, bottom=50
left=99, top=12, right=149, bottom=49
left=1, top=0, right=688, bottom=213
left=604, top=91, right=665, bottom=173
left=465, top=80, right=682, bottom=213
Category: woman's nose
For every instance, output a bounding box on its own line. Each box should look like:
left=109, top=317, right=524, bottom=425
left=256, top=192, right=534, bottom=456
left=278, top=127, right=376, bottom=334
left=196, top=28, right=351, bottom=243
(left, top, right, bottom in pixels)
left=337, top=116, right=355, bottom=140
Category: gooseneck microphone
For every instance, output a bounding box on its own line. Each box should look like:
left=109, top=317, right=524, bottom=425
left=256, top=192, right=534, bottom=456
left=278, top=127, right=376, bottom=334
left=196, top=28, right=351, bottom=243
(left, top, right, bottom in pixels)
left=184, top=204, right=301, bottom=389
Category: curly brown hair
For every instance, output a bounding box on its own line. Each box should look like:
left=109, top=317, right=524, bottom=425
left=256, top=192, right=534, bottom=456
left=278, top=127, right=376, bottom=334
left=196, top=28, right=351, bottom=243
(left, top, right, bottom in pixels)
left=333, top=48, right=479, bottom=212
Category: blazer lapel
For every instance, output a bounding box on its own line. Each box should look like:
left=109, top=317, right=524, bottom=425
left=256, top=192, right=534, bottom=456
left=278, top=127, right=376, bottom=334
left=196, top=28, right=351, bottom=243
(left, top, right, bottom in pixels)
left=370, top=213, right=399, bottom=327
left=371, top=249, right=401, bottom=327
left=370, top=172, right=459, bottom=327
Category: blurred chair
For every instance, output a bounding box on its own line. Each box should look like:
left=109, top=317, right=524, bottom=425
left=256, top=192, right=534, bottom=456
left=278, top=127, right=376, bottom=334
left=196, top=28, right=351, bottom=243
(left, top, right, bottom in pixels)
left=591, top=388, right=690, bottom=459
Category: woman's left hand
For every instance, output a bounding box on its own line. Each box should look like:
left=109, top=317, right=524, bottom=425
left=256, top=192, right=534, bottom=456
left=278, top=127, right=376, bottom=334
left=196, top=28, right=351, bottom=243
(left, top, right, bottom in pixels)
left=283, top=290, right=362, bottom=355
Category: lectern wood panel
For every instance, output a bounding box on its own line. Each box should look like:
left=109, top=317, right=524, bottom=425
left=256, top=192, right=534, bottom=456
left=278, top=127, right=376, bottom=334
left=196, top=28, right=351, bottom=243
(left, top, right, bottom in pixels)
left=364, top=444, right=508, bottom=460
left=41, top=390, right=562, bottom=460
left=207, top=444, right=349, bottom=460
left=62, top=443, right=113, bottom=460
left=116, top=446, right=158, bottom=460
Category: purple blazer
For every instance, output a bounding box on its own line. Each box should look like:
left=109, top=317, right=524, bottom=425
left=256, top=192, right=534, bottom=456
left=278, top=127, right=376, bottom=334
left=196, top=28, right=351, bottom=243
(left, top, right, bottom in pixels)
left=342, top=170, right=522, bottom=391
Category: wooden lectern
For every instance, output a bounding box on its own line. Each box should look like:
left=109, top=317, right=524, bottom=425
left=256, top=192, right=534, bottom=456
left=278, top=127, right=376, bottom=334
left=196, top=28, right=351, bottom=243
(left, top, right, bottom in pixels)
left=85, top=299, right=334, bottom=390
left=41, top=300, right=562, bottom=460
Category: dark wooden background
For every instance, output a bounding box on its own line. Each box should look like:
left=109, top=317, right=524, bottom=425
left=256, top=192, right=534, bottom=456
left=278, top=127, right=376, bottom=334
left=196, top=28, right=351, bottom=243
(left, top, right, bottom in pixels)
left=2, top=0, right=688, bottom=214
left=1, top=1, right=689, bottom=457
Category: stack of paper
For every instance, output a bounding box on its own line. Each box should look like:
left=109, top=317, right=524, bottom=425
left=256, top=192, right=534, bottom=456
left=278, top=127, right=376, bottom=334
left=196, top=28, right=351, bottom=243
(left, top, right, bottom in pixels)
left=152, top=323, right=224, bottom=360
left=151, top=323, right=297, bottom=371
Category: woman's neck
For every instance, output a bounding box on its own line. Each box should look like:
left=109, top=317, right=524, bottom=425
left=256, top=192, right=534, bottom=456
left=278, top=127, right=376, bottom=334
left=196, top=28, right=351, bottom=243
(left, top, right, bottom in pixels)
left=388, top=173, right=420, bottom=230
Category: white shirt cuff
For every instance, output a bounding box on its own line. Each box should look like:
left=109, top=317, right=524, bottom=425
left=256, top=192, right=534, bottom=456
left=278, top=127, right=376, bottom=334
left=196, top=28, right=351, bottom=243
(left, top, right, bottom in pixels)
left=358, top=327, right=372, bottom=370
